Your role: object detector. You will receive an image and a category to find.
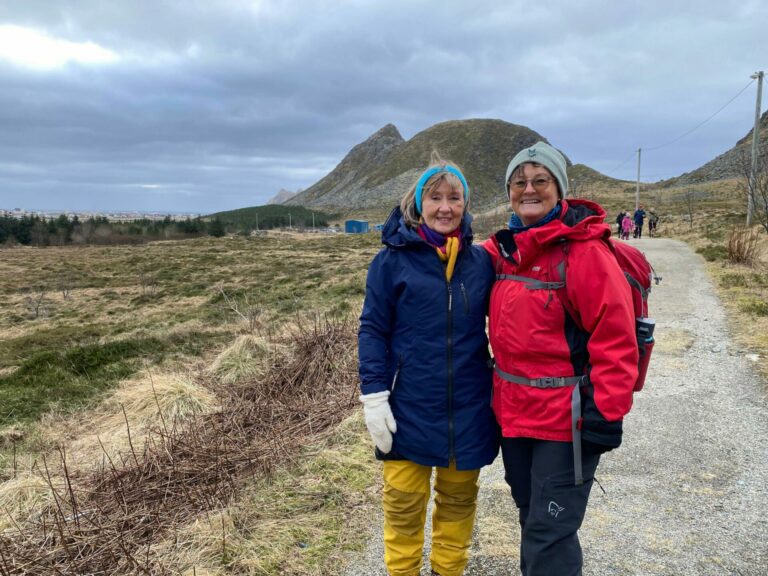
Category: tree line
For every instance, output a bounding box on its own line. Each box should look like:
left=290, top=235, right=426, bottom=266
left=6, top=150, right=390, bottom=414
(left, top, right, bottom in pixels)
left=2, top=205, right=335, bottom=247
left=1, top=205, right=340, bottom=247
left=1, top=214, right=226, bottom=247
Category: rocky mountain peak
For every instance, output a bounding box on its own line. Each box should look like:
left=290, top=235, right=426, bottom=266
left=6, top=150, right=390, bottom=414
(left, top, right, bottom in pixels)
left=285, top=124, right=405, bottom=207
left=266, top=188, right=299, bottom=205
left=341, top=123, right=405, bottom=166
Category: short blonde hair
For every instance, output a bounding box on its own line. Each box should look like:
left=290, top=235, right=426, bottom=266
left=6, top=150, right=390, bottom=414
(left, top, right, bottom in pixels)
left=400, top=151, right=469, bottom=229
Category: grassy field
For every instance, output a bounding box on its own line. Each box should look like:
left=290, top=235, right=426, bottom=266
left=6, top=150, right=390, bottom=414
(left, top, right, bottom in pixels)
left=0, top=233, right=380, bottom=425
left=1, top=178, right=767, bottom=573
left=0, top=231, right=382, bottom=575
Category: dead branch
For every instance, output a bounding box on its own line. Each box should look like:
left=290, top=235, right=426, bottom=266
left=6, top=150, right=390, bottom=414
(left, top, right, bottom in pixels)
left=1, top=315, right=359, bottom=574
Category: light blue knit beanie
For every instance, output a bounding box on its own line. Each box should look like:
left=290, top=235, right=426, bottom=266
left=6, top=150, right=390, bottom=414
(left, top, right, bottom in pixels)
left=504, top=141, right=568, bottom=199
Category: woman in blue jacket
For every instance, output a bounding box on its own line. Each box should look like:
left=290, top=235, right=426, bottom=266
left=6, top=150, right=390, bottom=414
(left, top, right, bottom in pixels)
left=358, top=152, right=498, bottom=576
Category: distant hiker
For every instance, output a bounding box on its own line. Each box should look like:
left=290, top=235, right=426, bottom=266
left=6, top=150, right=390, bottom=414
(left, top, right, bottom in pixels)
left=621, top=212, right=634, bottom=240
left=648, top=208, right=659, bottom=237
left=358, top=152, right=497, bottom=576
left=615, top=210, right=625, bottom=236
left=482, top=142, right=638, bottom=576
left=633, top=205, right=647, bottom=238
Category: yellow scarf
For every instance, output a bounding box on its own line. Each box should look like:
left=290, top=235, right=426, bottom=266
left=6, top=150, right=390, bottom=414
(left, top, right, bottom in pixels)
left=435, top=236, right=460, bottom=281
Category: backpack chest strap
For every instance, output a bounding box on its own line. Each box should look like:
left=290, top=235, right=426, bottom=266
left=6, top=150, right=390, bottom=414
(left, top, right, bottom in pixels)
left=494, top=366, right=582, bottom=388
left=495, top=274, right=565, bottom=291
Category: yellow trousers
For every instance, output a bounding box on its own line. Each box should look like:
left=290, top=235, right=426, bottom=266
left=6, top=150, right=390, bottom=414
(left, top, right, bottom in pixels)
left=382, top=460, right=480, bottom=576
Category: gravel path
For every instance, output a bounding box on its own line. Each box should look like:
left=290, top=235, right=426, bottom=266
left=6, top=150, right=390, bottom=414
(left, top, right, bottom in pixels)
left=342, top=238, right=768, bottom=576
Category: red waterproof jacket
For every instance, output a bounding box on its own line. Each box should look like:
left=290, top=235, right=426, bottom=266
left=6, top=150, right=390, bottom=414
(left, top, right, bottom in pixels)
left=483, top=199, right=638, bottom=447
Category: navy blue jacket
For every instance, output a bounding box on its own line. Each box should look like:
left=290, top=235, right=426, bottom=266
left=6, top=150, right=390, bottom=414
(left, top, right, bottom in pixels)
left=358, top=207, right=498, bottom=470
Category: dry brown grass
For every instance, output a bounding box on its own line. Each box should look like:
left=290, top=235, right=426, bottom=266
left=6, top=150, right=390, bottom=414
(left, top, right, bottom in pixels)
left=0, top=234, right=379, bottom=347
left=703, top=235, right=768, bottom=384
left=0, top=474, right=59, bottom=532
left=208, top=334, right=274, bottom=385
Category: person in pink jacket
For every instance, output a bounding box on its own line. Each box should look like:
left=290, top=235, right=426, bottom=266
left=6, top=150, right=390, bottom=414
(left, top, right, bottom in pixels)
left=621, top=212, right=633, bottom=240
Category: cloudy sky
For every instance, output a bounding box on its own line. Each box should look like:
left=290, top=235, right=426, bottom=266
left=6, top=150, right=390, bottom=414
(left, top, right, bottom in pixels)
left=0, top=0, right=765, bottom=214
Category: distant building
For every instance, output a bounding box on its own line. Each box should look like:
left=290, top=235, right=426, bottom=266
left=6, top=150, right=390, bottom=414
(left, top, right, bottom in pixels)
left=344, top=220, right=369, bottom=234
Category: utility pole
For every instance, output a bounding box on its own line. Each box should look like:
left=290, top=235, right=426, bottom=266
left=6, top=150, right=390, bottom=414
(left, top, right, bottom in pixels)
left=255, top=212, right=259, bottom=231
left=636, top=147, right=642, bottom=211
left=747, top=70, right=764, bottom=227
left=312, top=212, right=315, bottom=230
left=289, top=213, right=292, bottom=229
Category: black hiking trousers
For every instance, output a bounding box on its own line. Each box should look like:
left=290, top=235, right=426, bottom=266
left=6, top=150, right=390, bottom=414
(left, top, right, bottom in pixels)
left=501, top=438, right=601, bottom=576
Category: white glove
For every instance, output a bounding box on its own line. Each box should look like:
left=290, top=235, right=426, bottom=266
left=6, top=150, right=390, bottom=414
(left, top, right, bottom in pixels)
left=359, top=390, right=397, bottom=454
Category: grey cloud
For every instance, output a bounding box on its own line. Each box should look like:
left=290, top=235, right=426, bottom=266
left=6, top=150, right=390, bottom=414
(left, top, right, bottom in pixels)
left=0, top=0, right=766, bottom=212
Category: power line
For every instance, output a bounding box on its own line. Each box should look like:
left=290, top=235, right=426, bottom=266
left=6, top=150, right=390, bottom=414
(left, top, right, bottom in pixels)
left=643, top=78, right=756, bottom=152
left=604, top=150, right=637, bottom=178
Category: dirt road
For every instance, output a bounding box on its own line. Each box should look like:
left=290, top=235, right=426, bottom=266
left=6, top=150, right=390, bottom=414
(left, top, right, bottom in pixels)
left=344, top=238, right=768, bottom=576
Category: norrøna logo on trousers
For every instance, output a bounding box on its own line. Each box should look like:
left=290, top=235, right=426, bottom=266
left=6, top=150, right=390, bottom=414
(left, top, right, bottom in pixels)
left=548, top=501, right=565, bottom=518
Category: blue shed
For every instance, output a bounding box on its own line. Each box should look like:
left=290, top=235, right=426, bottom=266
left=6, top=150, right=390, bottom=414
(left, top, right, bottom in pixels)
left=345, top=219, right=369, bottom=234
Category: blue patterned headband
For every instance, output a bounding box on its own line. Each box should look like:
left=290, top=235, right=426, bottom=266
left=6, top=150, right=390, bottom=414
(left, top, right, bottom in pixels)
left=414, top=165, right=469, bottom=214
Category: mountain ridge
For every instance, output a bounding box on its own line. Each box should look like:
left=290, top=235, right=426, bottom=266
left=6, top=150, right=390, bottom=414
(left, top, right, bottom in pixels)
left=283, top=114, right=766, bottom=215
left=287, top=119, right=592, bottom=213
left=660, top=109, right=768, bottom=186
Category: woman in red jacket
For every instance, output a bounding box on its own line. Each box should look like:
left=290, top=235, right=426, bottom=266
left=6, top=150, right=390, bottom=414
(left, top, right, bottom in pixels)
left=483, top=142, right=638, bottom=576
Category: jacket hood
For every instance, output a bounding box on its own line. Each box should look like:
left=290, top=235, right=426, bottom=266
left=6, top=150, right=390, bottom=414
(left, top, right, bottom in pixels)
left=493, top=199, right=610, bottom=267
left=381, top=206, right=475, bottom=249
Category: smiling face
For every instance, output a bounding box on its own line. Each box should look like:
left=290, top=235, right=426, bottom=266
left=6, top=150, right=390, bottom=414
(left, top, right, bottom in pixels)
left=421, top=178, right=465, bottom=235
left=508, top=163, right=560, bottom=226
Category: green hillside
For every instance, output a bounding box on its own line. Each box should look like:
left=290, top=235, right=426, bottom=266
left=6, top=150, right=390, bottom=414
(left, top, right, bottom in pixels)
left=207, top=205, right=336, bottom=230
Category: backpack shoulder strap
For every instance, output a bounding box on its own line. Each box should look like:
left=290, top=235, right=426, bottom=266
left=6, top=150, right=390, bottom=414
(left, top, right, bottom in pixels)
left=553, top=240, right=585, bottom=332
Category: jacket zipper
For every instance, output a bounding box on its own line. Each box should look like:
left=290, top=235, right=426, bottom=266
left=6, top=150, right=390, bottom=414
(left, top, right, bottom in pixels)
left=447, top=281, right=455, bottom=462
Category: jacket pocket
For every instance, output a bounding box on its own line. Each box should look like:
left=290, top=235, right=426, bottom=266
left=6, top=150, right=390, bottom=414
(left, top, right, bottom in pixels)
left=390, top=355, right=403, bottom=396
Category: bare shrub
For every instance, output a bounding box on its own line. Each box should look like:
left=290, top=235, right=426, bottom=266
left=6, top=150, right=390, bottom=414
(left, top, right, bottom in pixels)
left=58, top=269, right=75, bottom=300
left=727, top=226, right=761, bottom=265
left=139, top=271, right=158, bottom=296
left=23, top=285, right=48, bottom=319
left=216, top=284, right=262, bottom=332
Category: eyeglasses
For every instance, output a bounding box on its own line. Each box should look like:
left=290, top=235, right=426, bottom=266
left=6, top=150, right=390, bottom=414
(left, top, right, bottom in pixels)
left=508, top=176, right=554, bottom=193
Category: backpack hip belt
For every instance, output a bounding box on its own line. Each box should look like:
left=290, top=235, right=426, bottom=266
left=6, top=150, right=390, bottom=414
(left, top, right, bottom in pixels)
left=494, top=366, right=586, bottom=486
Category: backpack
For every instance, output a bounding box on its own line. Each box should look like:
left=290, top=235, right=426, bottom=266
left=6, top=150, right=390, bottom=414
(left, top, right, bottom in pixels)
left=554, top=238, right=661, bottom=391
